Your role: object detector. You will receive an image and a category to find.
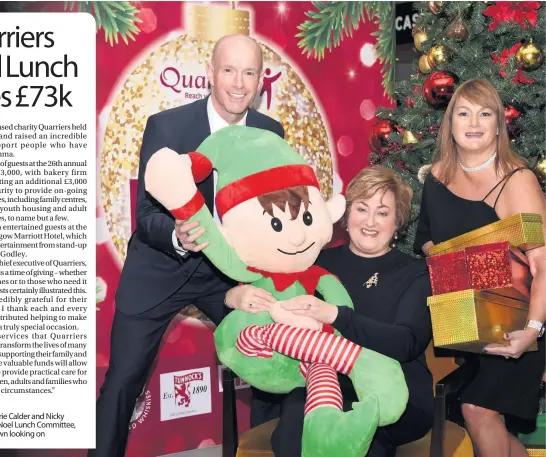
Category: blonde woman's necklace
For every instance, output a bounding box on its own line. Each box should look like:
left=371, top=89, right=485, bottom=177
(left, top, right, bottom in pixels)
left=457, top=151, right=497, bottom=172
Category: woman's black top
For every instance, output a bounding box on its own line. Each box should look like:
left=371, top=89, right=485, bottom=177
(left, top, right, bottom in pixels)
left=414, top=172, right=499, bottom=252
left=316, top=245, right=434, bottom=418
left=411, top=170, right=545, bottom=421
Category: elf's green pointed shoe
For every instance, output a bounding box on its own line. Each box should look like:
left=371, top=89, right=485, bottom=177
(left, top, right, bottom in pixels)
left=348, top=347, right=409, bottom=426
left=302, top=395, right=379, bottom=457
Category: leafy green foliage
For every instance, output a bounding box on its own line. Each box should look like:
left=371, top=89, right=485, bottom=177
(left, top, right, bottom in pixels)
left=64, top=1, right=142, bottom=46
left=297, top=1, right=395, bottom=99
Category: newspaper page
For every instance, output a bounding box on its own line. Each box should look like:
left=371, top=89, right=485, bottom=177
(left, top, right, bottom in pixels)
left=0, top=13, right=96, bottom=448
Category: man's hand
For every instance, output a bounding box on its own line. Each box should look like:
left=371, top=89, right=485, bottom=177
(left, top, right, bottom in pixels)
left=483, top=327, right=538, bottom=359
left=175, top=220, right=209, bottom=252
left=225, top=284, right=276, bottom=314
left=281, top=295, right=339, bottom=325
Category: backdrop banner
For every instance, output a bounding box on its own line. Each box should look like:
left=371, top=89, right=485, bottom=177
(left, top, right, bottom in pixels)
left=10, top=1, right=395, bottom=456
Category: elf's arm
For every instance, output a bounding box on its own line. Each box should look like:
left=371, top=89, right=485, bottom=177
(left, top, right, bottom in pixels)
left=316, top=274, right=355, bottom=310
left=144, top=147, right=261, bottom=283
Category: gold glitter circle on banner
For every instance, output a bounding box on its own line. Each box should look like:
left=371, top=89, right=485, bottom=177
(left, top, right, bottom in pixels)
left=100, top=34, right=334, bottom=261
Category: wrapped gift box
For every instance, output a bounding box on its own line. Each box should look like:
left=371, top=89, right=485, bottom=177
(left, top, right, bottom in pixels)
left=427, top=241, right=531, bottom=301
left=427, top=289, right=537, bottom=353
left=427, top=250, right=470, bottom=295
left=429, top=213, right=544, bottom=256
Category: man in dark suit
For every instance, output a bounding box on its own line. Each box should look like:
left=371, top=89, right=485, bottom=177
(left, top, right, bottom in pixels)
left=90, top=35, right=284, bottom=457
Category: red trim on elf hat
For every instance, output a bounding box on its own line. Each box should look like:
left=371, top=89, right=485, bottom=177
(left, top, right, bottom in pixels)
left=216, top=164, right=319, bottom=218
left=170, top=191, right=205, bottom=220
left=188, top=152, right=213, bottom=183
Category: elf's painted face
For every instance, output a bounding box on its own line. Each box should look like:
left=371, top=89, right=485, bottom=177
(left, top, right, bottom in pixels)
left=222, top=187, right=335, bottom=273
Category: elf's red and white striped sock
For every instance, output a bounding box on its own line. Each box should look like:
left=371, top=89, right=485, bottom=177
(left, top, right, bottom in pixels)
left=298, top=325, right=333, bottom=378
left=304, top=363, right=343, bottom=416
left=236, top=324, right=362, bottom=376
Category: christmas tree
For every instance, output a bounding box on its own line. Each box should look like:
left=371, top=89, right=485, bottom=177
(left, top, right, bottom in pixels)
left=371, top=1, right=545, bottom=256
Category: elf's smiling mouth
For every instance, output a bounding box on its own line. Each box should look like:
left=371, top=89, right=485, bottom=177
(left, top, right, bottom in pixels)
left=277, top=242, right=315, bottom=256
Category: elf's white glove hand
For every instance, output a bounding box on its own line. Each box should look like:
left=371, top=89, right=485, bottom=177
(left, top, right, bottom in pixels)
left=145, top=148, right=199, bottom=211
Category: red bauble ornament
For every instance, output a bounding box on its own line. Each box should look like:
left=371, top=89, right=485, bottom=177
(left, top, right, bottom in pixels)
left=504, top=104, right=521, bottom=137
left=369, top=135, right=383, bottom=154
left=504, top=104, right=520, bottom=122
left=423, top=71, right=456, bottom=106
left=369, top=120, right=394, bottom=153
left=373, top=120, right=394, bottom=143
left=405, top=95, right=416, bottom=108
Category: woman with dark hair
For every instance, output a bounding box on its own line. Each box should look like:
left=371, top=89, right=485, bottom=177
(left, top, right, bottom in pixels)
left=414, top=79, right=546, bottom=457
left=228, top=165, right=435, bottom=457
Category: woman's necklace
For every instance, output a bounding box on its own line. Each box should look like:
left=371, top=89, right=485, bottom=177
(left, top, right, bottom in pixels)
left=457, top=151, right=497, bottom=172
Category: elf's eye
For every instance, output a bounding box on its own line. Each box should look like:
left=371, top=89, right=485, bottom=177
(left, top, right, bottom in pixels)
left=271, top=217, right=283, bottom=232
left=303, top=211, right=313, bottom=226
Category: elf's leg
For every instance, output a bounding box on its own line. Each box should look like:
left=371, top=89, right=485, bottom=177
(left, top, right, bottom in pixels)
left=237, top=324, right=408, bottom=426
left=301, top=362, right=378, bottom=457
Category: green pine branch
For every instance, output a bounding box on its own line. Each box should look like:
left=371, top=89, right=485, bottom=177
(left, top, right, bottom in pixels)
left=296, top=1, right=395, bottom=99
left=64, top=1, right=142, bottom=46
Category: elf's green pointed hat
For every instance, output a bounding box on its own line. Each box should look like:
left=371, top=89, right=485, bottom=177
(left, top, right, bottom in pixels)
left=189, top=125, right=320, bottom=218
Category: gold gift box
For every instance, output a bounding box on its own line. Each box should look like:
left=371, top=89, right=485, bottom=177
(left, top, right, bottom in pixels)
left=429, top=213, right=544, bottom=256
left=427, top=289, right=537, bottom=353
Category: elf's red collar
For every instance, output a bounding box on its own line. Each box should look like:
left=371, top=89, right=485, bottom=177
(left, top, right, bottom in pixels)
left=246, top=265, right=333, bottom=295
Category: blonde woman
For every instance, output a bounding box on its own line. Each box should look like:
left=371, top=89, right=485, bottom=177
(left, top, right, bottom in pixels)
left=414, top=79, right=546, bottom=457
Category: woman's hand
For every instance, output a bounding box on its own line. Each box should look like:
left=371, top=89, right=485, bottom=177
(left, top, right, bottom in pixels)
left=280, top=295, right=339, bottom=325
left=422, top=241, right=434, bottom=257
left=269, top=302, right=322, bottom=330
left=483, top=328, right=539, bottom=359
left=225, top=285, right=276, bottom=314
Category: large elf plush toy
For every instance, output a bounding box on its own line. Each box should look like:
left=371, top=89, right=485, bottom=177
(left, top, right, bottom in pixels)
left=145, top=126, right=408, bottom=457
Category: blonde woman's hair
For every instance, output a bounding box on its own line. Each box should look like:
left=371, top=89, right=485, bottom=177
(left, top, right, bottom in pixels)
left=343, top=166, right=413, bottom=232
left=434, top=79, right=527, bottom=184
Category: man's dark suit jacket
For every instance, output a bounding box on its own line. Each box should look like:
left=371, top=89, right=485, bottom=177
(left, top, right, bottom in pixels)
left=116, top=96, right=284, bottom=315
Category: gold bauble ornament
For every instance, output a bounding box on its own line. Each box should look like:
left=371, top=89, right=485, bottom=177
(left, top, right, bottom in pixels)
left=100, top=5, right=334, bottom=260
left=427, top=1, right=445, bottom=14
left=537, top=159, right=546, bottom=187
left=538, top=159, right=546, bottom=175
left=413, top=31, right=429, bottom=51
left=446, top=15, right=469, bottom=41
left=419, top=54, right=433, bottom=73
left=428, top=44, right=451, bottom=69
left=402, top=130, right=419, bottom=144
left=515, top=40, right=544, bottom=72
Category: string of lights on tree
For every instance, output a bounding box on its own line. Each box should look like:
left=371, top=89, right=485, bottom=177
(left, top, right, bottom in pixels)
left=370, top=1, right=545, bottom=255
